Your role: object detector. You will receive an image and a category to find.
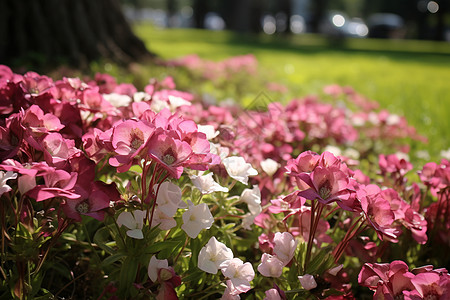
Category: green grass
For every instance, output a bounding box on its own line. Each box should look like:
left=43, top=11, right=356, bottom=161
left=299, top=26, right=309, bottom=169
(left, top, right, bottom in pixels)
left=133, top=25, right=450, bottom=162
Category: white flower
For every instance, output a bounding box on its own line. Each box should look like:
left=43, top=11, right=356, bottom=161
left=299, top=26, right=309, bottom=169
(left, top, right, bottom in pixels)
left=190, top=173, right=228, bottom=194
left=197, top=125, right=219, bottom=140
left=155, top=181, right=184, bottom=217
left=0, top=171, right=17, bottom=197
left=440, top=148, right=450, bottom=160
left=18, top=174, right=36, bottom=194
left=343, top=148, right=360, bottom=160
left=198, top=237, right=233, bottom=274
left=386, top=114, right=401, bottom=125
left=416, top=150, right=430, bottom=160
left=221, top=258, right=255, bottom=296
left=181, top=201, right=214, bottom=238
left=133, top=91, right=151, bottom=102
left=240, top=186, right=261, bottom=215
left=168, top=95, right=191, bottom=110
left=323, top=145, right=342, bottom=157
left=151, top=98, right=170, bottom=112
left=103, top=93, right=132, bottom=107
left=260, top=158, right=280, bottom=176
left=395, top=152, right=410, bottom=162
left=241, top=213, right=257, bottom=230
left=148, top=255, right=168, bottom=282
left=222, top=156, right=258, bottom=185
left=368, top=112, right=380, bottom=125
left=116, top=210, right=145, bottom=239
left=151, top=207, right=177, bottom=230
left=298, top=274, right=317, bottom=290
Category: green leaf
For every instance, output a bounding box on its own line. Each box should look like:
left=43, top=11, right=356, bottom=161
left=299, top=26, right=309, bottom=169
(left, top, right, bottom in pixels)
left=93, top=226, right=115, bottom=254
left=158, top=239, right=185, bottom=259
left=182, top=269, right=205, bottom=283
left=102, top=252, right=127, bottom=267
left=305, top=247, right=334, bottom=275
left=189, top=238, right=201, bottom=270
left=146, top=240, right=183, bottom=255
left=118, top=257, right=139, bottom=297
left=287, top=262, right=299, bottom=283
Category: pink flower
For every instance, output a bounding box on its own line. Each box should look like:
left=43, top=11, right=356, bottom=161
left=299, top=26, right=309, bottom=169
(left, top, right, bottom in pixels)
left=22, top=105, right=64, bottom=134
left=62, top=181, right=120, bottom=222
left=379, top=153, right=413, bottom=177
left=298, top=207, right=332, bottom=246
left=111, top=120, right=154, bottom=156
left=358, top=261, right=415, bottom=299
left=403, top=270, right=450, bottom=300
left=381, top=188, right=428, bottom=244
left=358, top=184, right=399, bottom=240
left=221, top=258, right=255, bottom=296
left=221, top=281, right=241, bottom=300
left=82, top=128, right=114, bottom=163
left=27, top=169, right=80, bottom=202
left=156, top=281, right=180, bottom=300
left=108, top=120, right=154, bottom=171
left=285, top=151, right=320, bottom=177
left=19, top=71, right=56, bottom=99
left=148, top=130, right=193, bottom=179
left=93, top=73, right=117, bottom=94
left=42, top=133, right=80, bottom=168
left=257, top=253, right=284, bottom=278
left=264, top=288, right=285, bottom=300
left=296, top=166, right=351, bottom=205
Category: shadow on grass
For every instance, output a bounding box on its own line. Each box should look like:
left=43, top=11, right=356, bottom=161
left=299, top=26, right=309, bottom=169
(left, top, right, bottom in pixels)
left=222, top=30, right=450, bottom=65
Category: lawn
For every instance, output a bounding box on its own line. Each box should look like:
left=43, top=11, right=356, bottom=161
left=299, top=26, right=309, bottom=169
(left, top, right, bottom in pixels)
left=132, top=25, right=450, bottom=162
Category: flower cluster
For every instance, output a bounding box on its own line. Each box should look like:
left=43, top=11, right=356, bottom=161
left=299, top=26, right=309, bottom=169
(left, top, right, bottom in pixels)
left=1, top=63, right=449, bottom=300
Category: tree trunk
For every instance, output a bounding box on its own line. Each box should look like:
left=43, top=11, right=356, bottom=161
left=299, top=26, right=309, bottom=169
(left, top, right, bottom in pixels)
left=0, top=0, right=154, bottom=69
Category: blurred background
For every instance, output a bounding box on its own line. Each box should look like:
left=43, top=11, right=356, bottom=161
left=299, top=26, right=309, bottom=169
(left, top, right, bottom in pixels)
left=0, top=0, right=449, bottom=162
left=121, top=0, right=450, bottom=41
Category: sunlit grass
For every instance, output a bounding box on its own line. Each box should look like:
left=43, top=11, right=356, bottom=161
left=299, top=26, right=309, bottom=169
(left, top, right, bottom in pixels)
left=133, top=25, right=450, bottom=162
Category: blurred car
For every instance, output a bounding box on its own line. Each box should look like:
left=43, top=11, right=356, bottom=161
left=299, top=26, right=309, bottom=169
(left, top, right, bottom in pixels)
left=319, top=11, right=369, bottom=38
left=367, top=13, right=404, bottom=38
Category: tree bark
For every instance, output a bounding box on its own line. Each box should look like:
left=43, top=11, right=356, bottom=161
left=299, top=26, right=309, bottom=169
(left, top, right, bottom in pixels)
left=0, top=0, right=153, bottom=69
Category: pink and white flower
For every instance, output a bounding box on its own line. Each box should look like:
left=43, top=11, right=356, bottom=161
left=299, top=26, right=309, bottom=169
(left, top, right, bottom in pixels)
left=221, top=258, right=255, bottom=295
left=298, top=274, right=317, bottom=290
left=257, top=253, right=284, bottom=278
left=273, top=232, right=298, bottom=266
left=198, top=236, right=233, bottom=274
left=155, top=181, right=184, bottom=217
left=0, top=171, right=17, bottom=197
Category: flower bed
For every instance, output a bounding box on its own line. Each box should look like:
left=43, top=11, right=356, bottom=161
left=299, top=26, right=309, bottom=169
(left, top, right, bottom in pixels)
left=0, top=63, right=449, bottom=299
